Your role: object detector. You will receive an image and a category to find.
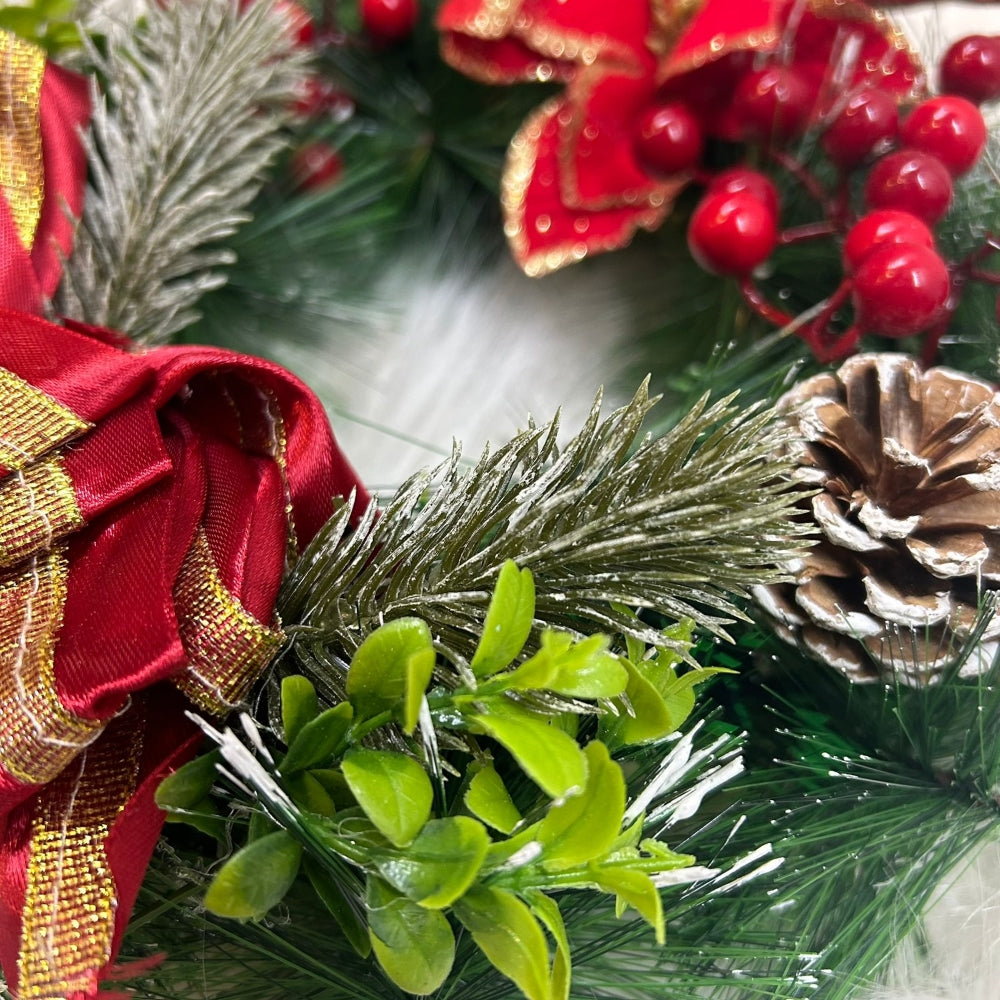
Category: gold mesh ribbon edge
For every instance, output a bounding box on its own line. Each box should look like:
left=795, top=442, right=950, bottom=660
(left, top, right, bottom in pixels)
left=173, top=530, right=284, bottom=716
left=0, top=549, right=103, bottom=785
left=0, top=456, right=86, bottom=571
left=0, top=368, right=92, bottom=476
left=0, top=31, right=46, bottom=250
left=17, top=723, right=142, bottom=1000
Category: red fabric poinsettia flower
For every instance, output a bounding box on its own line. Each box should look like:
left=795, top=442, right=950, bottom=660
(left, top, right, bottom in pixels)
left=438, top=0, right=923, bottom=275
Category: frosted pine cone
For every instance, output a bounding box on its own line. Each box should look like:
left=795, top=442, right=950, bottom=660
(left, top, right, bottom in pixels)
left=754, top=354, right=1000, bottom=685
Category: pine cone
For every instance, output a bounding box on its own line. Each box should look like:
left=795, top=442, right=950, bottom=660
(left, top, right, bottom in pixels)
left=754, top=353, right=1000, bottom=685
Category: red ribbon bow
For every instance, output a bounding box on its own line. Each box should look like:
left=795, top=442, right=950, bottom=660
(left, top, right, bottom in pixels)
left=0, top=34, right=368, bottom=1000
left=438, top=0, right=922, bottom=275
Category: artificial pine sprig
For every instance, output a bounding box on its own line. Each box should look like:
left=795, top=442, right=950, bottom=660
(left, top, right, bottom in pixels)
left=654, top=598, right=1000, bottom=1000
left=57, top=0, right=306, bottom=343
left=278, top=381, right=812, bottom=700
left=158, top=563, right=732, bottom=1000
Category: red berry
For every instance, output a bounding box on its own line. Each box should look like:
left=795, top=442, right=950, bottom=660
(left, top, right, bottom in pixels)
left=733, top=66, right=813, bottom=142
left=842, top=210, right=935, bottom=274
left=688, top=190, right=777, bottom=277
left=900, top=96, right=987, bottom=176
left=291, top=76, right=355, bottom=121
left=360, top=0, right=419, bottom=44
left=852, top=243, right=949, bottom=337
left=821, top=89, right=898, bottom=169
left=941, top=35, right=1000, bottom=104
left=290, top=142, right=344, bottom=191
left=706, top=167, right=780, bottom=219
left=864, top=150, right=953, bottom=224
left=633, top=102, right=704, bottom=177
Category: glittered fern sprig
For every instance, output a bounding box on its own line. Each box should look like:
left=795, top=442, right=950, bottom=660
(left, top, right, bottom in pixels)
left=56, top=0, right=306, bottom=343
left=278, top=381, right=812, bottom=702
left=158, top=563, right=735, bottom=1000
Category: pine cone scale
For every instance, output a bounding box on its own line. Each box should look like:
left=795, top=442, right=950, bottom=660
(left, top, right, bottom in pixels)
left=755, top=354, right=1000, bottom=684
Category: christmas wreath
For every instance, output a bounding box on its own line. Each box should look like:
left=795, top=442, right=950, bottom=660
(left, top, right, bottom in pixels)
left=1, top=3, right=1000, bottom=1000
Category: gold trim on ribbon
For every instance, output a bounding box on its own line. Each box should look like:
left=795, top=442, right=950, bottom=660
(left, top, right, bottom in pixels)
left=0, top=550, right=102, bottom=786
left=17, top=722, right=142, bottom=1000
left=0, top=367, right=91, bottom=476
left=648, top=0, right=705, bottom=58
left=173, top=531, right=284, bottom=716
left=0, top=457, right=85, bottom=571
left=502, top=99, right=669, bottom=277
left=0, top=31, right=46, bottom=250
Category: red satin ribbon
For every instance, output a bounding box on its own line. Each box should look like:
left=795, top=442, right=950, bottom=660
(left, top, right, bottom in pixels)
left=0, top=310, right=369, bottom=999
left=0, top=34, right=369, bottom=1000
left=0, top=56, right=89, bottom=312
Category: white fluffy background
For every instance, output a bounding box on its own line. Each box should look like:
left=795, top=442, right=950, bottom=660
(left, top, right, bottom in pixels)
left=70, top=1, right=1000, bottom=997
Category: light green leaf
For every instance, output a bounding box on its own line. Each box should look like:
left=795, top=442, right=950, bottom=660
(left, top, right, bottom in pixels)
left=287, top=771, right=337, bottom=817
left=470, top=561, right=535, bottom=678
left=589, top=865, right=664, bottom=944
left=368, top=877, right=455, bottom=995
left=303, top=855, right=371, bottom=958
left=347, top=617, right=434, bottom=722
left=523, top=890, right=571, bottom=1000
left=607, top=813, right=645, bottom=856
left=162, top=795, right=225, bottom=841
left=204, top=831, right=302, bottom=920
left=453, top=885, right=552, bottom=1000
left=543, top=633, right=628, bottom=699
left=280, top=702, right=353, bottom=775
left=598, top=659, right=674, bottom=750
left=493, top=632, right=626, bottom=700
left=658, top=666, right=734, bottom=729
left=309, top=768, right=354, bottom=810
left=281, top=675, right=318, bottom=748
left=155, top=750, right=220, bottom=811
left=468, top=703, right=588, bottom=800
left=341, top=749, right=432, bottom=847
left=376, top=816, right=489, bottom=908
left=465, top=762, right=522, bottom=834
left=403, top=645, right=436, bottom=735
left=537, top=741, right=625, bottom=870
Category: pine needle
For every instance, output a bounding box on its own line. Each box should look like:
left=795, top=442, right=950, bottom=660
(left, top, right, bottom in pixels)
left=56, top=0, right=306, bottom=343
left=278, top=384, right=812, bottom=703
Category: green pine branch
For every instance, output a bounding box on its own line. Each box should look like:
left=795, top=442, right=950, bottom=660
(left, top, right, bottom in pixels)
left=278, top=383, right=812, bottom=702
left=658, top=606, right=1000, bottom=999
left=57, top=0, right=306, bottom=343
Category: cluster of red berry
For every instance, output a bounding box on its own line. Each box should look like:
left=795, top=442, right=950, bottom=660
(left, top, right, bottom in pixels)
left=282, top=0, right=421, bottom=192
left=659, top=35, right=1000, bottom=362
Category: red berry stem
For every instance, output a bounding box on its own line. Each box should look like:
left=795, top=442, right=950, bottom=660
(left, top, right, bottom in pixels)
left=778, top=220, right=838, bottom=246
left=963, top=234, right=1000, bottom=283
left=811, top=323, right=863, bottom=363
left=738, top=278, right=795, bottom=328
left=801, top=279, right=854, bottom=358
left=767, top=149, right=830, bottom=210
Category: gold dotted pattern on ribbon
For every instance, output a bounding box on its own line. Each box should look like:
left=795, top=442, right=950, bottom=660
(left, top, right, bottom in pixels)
left=0, top=368, right=91, bottom=476
left=0, top=550, right=102, bottom=785
left=173, top=530, right=284, bottom=716
left=0, top=457, right=85, bottom=571
left=0, top=31, right=46, bottom=250
left=18, top=723, right=142, bottom=1000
